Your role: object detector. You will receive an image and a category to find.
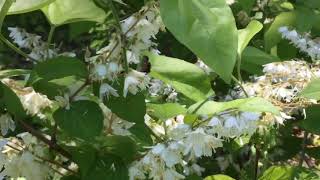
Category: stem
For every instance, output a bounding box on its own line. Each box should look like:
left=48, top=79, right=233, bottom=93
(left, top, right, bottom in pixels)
left=0, top=0, right=13, bottom=30
left=0, top=34, right=36, bottom=61
left=69, top=78, right=90, bottom=101
left=254, top=145, right=260, bottom=180
left=231, top=75, right=249, bottom=97
left=103, top=7, right=151, bottom=65
left=47, top=25, right=56, bottom=46
left=299, top=131, right=308, bottom=167
left=17, top=119, right=71, bottom=159
left=107, top=0, right=129, bottom=73
left=237, top=54, right=243, bottom=83
left=37, top=156, right=78, bottom=175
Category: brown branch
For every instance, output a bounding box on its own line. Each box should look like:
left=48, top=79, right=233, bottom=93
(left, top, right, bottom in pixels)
left=17, top=119, right=71, bottom=159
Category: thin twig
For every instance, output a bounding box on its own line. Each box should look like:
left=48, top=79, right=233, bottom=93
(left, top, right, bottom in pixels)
left=254, top=145, right=260, bottom=180
left=17, top=119, right=71, bottom=159
left=106, top=0, right=128, bottom=72
left=299, top=131, right=308, bottom=167
left=103, top=6, right=151, bottom=63
left=0, top=34, right=36, bottom=61
left=232, top=75, right=249, bottom=97
left=69, top=78, right=90, bottom=101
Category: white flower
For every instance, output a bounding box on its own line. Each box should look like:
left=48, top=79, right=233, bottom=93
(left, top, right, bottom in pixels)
left=55, top=94, right=70, bottom=110
left=8, top=27, right=27, bottom=48
left=94, top=64, right=108, bottom=79
left=190, top=163, right=205, bottom=176
left=99, top=83, right=119, bottom=99
left=163, top=168, right=185, bottom=180
left=123, top=70, right=149, bottom=97
left=168, top=124, right=190, bottom=140
left=0, top=114, right=15, bottom=136
left=1, top=151, right=51, bottom=180
left=107, top=62, right=122, bottom=80
left=129, top=161, right=145, bottom=180
left=19, top=89, right=52, bottom=118
left=183, top=128, right=223, bottom=158
left=151, top=143, right=182, bottom=168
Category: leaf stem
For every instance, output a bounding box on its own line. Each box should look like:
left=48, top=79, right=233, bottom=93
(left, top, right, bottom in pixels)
left=17, top=119, right=71, bottom=159
left=69, top=78, right=90, bottom=101
left=47, top=25, right=56, bottom=46
left=0, top=34, right=36, bottom=61
left=0, top=0, right=13, bottom=30
left=237, top=53, right=243, bottom=83
left=106, top=0, right=129, bottom=73
left=231, top=75, right=249, bottom=97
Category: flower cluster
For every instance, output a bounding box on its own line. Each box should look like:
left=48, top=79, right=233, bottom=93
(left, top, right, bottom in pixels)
left=0, top=133, right=53, bottom=180
left=8, top=27, right=75, bottom=62
left=208, top=111, right=261, bottom=138
left=130, top=111, right=261, bottom=179
left=279, top=26, right=320, bottom=60
left=2, top=79, right=52, bottom=119
left=88, top=3, right=164, bottom=98
left=225, top=60, right=320, bottom=125
left=149, top=79, right=178, bottom=102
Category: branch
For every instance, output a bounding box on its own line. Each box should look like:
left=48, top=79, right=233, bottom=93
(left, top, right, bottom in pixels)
left=17, top=119, right=71, bottom=159
left=69, top=78, right=90, bottom=101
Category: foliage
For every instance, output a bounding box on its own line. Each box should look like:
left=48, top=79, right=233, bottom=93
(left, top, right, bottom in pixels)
left=0, top=0, right=320, bottom=180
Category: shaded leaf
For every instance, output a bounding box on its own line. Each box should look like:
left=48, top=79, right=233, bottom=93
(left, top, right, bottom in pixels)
left=53, top=100, right=104, bottom=140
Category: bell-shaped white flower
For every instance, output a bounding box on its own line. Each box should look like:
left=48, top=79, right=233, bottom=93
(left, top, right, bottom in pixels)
left=99, top=83, right=119, bottom=99
left=183, top=128, right=223, bottom=158
left=123, top=69, right=149, bottom=97
left=0, top=114, right=15, bottom=136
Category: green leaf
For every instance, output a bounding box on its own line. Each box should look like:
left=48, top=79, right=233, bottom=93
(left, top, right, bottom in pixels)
left=84, top=153, right=128, bottom=180
left=259, top=166, right=319, bottom=180
left=29, top=56, right=88, bottom=83
left=188, top=97, right=280, bottom=115
left=27, top=57, right=88, bottom=99
left=238, top=20, right=263, bottom=55
left=0, top=81, right=26, bottom=119
left=306, top=147, right=320, bottom=159
left=160, top=0, right=238, bottom=82
left=0, top=69, right=31, bottom=79
left=238, top=0, right=256, bottom=14
left=147, top=53, right=213, bottom=101
left=105, top=92, right=146, bottom=123
left=299, top=78, right=320, bottom=100
left=147, top=103, right=187, bottom=120
left=300, top=106, right=320, bottom=134
left=53, top=100, right=104, bottom=140
left=264, top=9, right=316, bottom=51
left=241, top=47, right=280, bottom=75
left=105, top=86, right=151, bottom=143
left=0, top=0, right=13, bottom=29
left=69, top=146, right=97, bottom=178
left=264, top=12, right=296, bottom=51
left=0, top=0, right=55, bottom=15
left=41, top=0, right=107, bottom=26
left=101, top=136, right=137, bottom=162
left=204, top=174, right=235, bottom=180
